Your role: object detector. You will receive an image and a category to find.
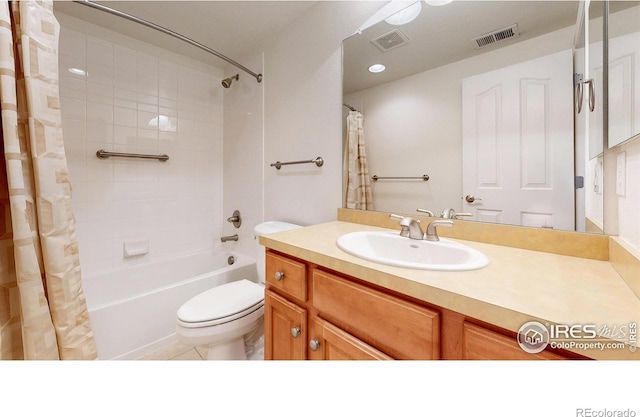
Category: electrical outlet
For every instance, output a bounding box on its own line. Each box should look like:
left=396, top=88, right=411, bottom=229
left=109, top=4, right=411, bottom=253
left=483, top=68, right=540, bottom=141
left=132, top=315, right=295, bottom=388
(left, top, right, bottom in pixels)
left=616, top=152, right=626, bottom=197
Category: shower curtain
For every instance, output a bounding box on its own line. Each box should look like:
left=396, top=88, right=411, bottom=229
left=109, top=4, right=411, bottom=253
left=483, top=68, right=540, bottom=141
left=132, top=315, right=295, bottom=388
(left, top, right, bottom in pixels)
left=0, top=0, right=96, bottom=359
left=345, top=110, right=373, bottom=210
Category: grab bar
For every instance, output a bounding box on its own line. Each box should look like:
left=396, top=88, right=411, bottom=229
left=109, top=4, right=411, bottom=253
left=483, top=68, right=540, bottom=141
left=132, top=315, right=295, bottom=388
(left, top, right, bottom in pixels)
left=96, top=149, right=169, bottom=162
left=270, top=157, right=324, bottom=170
left=372, top=174, right=429, bottom=181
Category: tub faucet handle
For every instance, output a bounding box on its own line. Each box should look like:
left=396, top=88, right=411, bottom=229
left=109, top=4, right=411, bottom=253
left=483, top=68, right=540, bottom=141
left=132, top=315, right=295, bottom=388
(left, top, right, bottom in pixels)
left=227, top=210, right=242, bottom=228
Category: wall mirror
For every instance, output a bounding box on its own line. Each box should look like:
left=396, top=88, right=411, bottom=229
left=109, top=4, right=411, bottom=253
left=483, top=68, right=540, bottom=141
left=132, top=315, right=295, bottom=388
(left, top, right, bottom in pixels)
left=343, top=0, right=637, bottom=234
left=607, top=1, right=640, bottom=149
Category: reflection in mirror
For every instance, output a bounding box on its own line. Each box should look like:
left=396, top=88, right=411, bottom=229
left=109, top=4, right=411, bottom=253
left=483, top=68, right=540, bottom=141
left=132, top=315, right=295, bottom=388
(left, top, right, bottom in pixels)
left=608, top=2, right=640, bottom=148
left=343, top=0, right=606, bottom=233
left=581, top=1, right=606, bottom=234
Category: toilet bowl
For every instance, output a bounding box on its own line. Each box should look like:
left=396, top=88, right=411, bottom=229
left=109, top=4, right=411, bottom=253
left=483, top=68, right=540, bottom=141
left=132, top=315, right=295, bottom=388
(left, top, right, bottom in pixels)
left=175, top=221, right=301, bottom=360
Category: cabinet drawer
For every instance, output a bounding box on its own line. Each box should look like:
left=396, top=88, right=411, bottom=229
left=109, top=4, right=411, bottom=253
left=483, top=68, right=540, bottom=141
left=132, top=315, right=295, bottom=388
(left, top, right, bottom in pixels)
left=462, top=322, right=567, bottom=360
left=266, top=251, right=307, bottom=302
left=312, top=269, right=440, bottom=359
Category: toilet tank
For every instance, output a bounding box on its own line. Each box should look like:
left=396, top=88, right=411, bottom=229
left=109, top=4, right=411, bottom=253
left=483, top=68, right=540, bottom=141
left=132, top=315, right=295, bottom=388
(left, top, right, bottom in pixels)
left=254, top=221, right=302, bottom=284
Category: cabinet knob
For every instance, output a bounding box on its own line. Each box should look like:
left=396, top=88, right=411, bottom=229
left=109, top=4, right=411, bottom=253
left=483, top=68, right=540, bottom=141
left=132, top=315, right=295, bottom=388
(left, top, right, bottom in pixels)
left=309, top=338, right=320, bottom=351
left=290, top=327, right=301, bottom=338
left=275, top=271, right=285, bottom=281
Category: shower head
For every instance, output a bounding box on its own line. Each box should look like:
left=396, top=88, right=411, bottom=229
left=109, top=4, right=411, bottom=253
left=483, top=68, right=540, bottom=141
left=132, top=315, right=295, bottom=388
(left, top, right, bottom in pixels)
left=221, top=74, right=239, bottom=88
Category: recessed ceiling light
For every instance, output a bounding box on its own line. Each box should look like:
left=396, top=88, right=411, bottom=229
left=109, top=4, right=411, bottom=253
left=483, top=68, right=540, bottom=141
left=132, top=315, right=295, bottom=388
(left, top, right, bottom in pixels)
left=368, top=64, right=386, bottom=73
left=384, top=1, right=422, bottom=26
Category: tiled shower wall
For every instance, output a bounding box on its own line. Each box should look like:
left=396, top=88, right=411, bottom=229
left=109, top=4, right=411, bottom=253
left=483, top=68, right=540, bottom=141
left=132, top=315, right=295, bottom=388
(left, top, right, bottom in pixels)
left=58, top=16, right=225, bottom=278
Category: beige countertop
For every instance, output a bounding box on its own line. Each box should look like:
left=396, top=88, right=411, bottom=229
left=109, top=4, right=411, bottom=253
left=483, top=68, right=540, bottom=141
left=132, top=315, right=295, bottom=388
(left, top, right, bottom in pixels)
left=260, top=220, right=640, bottom=360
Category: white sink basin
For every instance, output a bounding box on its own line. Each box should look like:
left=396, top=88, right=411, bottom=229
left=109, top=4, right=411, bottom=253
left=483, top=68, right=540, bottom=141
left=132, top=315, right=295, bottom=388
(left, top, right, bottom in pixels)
left=336, top=231, right=489, bottom=271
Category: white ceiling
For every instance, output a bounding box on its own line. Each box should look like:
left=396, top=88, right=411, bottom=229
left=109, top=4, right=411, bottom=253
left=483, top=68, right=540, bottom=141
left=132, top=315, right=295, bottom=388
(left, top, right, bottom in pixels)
left=343, top=0, right=582, bottom=95
left=53, top=1, right=636, bottom=94
left=53, top=1, right=319, bottom=71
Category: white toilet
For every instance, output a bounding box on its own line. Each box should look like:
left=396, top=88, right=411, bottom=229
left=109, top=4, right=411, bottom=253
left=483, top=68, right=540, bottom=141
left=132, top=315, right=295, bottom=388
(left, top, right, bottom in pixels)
left=175, top=221, right=301, bottom=360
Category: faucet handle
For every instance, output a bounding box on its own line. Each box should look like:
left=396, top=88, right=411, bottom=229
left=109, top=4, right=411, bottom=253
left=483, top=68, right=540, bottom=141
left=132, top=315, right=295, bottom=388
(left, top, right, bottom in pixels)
left=390, top=214, right=421, bottom=238
left=452, top=212, right=473, bottom=220
left=390, top=214, right=409, bottom=237
left=416, top=208, right=434, bottom=217
left=227, top=210, right=242, bottom=228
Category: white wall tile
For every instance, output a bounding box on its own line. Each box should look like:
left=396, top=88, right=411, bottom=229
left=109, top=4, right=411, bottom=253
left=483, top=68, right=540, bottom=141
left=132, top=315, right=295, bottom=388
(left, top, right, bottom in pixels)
left=86, top=60, right=113, bottom=86
left=138, top=53, right=159, bottom=79
left=114, top=45, right=137, bottom=70
left=113, top=126, right=137, bottom=146
left=114, top=71, right=137, bottom=92
left=87, top=36, right=113, bottom=67
left=87, top=82, right=113, bottom=102
left=114, top=107, right=137, bottom=128
left=60, top=27, right=86, bottom=58
left=86, top=122, right=113, bottom=143
left=86, top=102, right=113, bottom=124
left=60, top=18, right=226, bottom=287
left=58, top=18, right=235, bottom=283
left=61, top=97, right=86, bottom=120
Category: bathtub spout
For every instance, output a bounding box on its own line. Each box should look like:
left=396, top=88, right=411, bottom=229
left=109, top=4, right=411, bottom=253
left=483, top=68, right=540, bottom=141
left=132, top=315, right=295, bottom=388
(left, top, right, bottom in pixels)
left=221, top=234, right=239, bottom=242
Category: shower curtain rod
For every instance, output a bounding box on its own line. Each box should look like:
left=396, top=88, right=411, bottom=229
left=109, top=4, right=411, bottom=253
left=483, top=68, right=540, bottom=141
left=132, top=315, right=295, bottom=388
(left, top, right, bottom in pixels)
left=343, top=103, right=358, bottom=112
left=72, top=0, right=263, bottom=83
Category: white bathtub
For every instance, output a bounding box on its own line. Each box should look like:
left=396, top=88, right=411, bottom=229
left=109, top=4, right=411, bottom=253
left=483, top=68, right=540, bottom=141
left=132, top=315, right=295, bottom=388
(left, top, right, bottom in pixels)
left=82, top=251, right=258, bottom=360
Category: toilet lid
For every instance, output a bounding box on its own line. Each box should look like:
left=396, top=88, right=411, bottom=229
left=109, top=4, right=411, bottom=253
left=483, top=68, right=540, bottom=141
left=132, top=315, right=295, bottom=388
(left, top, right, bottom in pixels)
left=177, top=279, right=264, bottom=326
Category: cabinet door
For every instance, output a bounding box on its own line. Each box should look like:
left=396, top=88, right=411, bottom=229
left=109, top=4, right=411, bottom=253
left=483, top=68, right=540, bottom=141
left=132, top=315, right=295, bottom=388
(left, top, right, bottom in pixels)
left=309, top=318, right=393, bottom=360
left=462, top=322, right=567, bottom=360
left=264, top=290, right=307, bottom=360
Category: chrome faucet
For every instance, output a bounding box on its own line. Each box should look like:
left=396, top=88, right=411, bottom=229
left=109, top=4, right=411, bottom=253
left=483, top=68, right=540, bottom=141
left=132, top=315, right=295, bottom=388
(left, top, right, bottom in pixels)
left=390, top=214, right=424, bottom=240
left=220, top=234, right=239, bottom=242
left=440, top=208, right=473, bottom=220
left=425, top=220, right=453, bottom=241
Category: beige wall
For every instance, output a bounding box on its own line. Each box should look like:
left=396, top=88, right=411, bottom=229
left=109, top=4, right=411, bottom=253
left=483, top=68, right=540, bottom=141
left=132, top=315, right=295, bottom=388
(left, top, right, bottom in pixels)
left=259, top=1, right=383, bottom=226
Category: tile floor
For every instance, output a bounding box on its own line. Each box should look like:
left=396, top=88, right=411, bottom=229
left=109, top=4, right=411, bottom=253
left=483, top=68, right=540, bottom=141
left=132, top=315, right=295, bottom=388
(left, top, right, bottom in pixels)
left=137, top=341, right=207, bottom=360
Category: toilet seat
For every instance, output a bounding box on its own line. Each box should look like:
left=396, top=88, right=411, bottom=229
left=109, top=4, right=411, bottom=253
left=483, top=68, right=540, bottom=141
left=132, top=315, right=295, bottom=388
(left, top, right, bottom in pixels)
left=177, top=279, right=264, bottom=328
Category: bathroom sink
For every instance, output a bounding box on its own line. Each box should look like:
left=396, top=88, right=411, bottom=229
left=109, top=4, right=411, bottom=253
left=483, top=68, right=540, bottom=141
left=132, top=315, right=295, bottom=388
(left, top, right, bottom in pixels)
left=336, top=231, right=489, bottom=271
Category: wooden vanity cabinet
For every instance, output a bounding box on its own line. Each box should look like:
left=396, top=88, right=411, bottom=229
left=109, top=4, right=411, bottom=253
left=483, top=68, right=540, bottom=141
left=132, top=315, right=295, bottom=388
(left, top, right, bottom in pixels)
left=264, top=249, right=578, bottom=360
left=264, top=249, right=440, bottom=360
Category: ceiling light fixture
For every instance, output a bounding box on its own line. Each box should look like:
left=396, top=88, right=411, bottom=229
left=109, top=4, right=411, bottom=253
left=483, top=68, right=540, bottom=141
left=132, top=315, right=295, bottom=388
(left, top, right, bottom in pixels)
left=425, top=0, right=453, bottom=6
left=384, top=1, right=422, bottom=26
left=368, top=64, right=386, bottom=73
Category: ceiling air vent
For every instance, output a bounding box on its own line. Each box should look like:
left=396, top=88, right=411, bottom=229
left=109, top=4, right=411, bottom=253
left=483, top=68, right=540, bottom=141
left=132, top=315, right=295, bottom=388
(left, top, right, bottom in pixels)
left=371, top=29, right=410, bottom=52
left=471, top=24, right=519, bottom=49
